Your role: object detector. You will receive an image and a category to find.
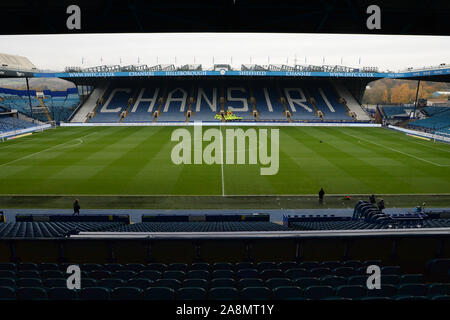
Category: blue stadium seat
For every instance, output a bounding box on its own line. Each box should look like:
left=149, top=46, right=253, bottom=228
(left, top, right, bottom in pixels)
left=294, top=277, right=321, bottom=288
left=113, top=271, right=137, bottom=281
left=260, top=269, right=285, bottom=280
left=103, top=264, right=124, bottom=272
left=81, top=278, right=97, bottom=288
left=381, top=266, right=401, bottom=275
left=213, top=270, right=234, bottom=279
left=342, top=260, right=363, bottom=269
left=89, top=270, right=112, bottom=280
left=336, top=285, right=367, bottom=299
left=81, top=263, right=102, bottom=272
left=182, top=279, right=209, bottom=290
left=285, top=268, right=310, bottom=280
left=43, top=278, right=67, bottom=288
left=98, top=278, right=125, bottom=289
left=272, top=286, right=303, bottom=300
left=126, top=279, right=153, bottom=290
left=257, top=262, right=277, bottom=271
left=0, top=263, right=16, bottom=271
left=303, top=286, right=335, bottom=300
left=18, top=263, right=38, bottom=271
left=0, top=278, right=16, bottom=288
left=208, top=287, right=238, bottom=300
left=47, top=287, right=78, bottom=300
left=236, top=262, right=254, bottom=270
left=17, top=287, right=48, bottom=300
left=124, top=264, right=146, bottom=272
left=79, top=287, right=110, bottom=300
left=321, top=276, right=347, bottom=287
left=238, top=278, right=264, bottom=290
left=381, top=275, right=399, bottom=285
left=334, top=267, right=359, bottom=277
left=146, top=263, right=167, bottom=272
left=137, top=270, right=162, bottom=280
left=38, top=263, right=59, bottom=271
left=168, top=263, right=188, bottom=272
left=310, top=268, right=333, bottom=278
left=239, top=287, right=272, bottom=300
left=211, top=278, right=235, bottom=288
left=366, top=285, right=397, bottom=297
left=431, top=295, right=450, bottom=300
left=320, top=261, right=341, bottom=270
left=399, top=274, right=424, bottom=284
left=191, top=263, right=210, bottom=271
left=163, top=271, right=185, bottom=281
left=155, top=279, right=182, bottom=290
left=0, top=286, right=16, bottom=300
left=186, top=270, right=210, bottom=280
left=395, top=296, right=427, bottom=301
left=237, top=269, right=259, bottom=279
left=397, top=284, right=427, bottom=297
left=144, top=287, right=175, bottom=300
left=0, top=271, right=15, bottom=278
left=18, top=271, right=40, bottom=278
left=347, top=275, right=368, bottom=286
left=427, top=283, right=450, bottom=297
left=213, top=263, right=234, bottom=271
left=17, top=278, right=42, bottom=287
left=278, top=262, right=298, bottom=271
left=111, top=287, right=143, bottom=300
left=177, top=287, right=207, bottom=300
left=360, top=296, right=391, bottom=301
left=41, top=270, right=64, bottom=279
left=299, top=261, right=319, bottom=269
left=265, top=278, right=292, bottom=289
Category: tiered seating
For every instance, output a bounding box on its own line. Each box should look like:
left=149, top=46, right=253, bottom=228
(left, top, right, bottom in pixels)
left=0, top=87, right=79, bottom=123
left=408, top=109, right=450, bottom=131
left=422, top=106, right=449, bottom=117
left=306, top=82, right=351, bottom=121
left=288, top=219, right=450, bottom=230
left=381, top=106, right=410, bottom=119
left=0, top=116, right=36, bottom=133
left=0, top=260, right=447, bottom=300
left=80, top=81, right=364, bottom=123
left=89, top=88, right=129, bottom=123
left=0, top=222, right=125, bottom=238
left=108, top=221, right=288, bottom=232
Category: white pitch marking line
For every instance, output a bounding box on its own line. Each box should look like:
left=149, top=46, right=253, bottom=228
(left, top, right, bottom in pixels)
left=0, top=132, right=97, bottom=168
left=219, top=123, right=225, bottom=197
left=341, top=129, right=450, bottom=167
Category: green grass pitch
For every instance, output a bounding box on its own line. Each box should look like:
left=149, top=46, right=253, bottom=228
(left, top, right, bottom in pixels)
left=0, top=126, right=449, bottom=196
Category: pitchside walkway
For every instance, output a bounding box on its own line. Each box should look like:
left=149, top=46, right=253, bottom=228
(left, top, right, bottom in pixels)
left=2, top=208, right=448, bottom=224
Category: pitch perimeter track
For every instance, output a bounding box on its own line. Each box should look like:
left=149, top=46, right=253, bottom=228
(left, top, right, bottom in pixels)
left=0, top=194, right=449, bottom=209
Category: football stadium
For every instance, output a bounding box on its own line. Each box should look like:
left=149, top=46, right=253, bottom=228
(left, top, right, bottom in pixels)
left=0, top=40, right=450, bottom=303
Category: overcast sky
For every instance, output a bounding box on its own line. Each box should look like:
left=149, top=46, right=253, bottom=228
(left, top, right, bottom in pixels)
left=0, top=33, right=449, bottom=71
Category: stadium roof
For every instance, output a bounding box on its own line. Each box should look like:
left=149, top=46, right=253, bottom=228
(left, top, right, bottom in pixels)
left=0, top=53, right=36, bottom=71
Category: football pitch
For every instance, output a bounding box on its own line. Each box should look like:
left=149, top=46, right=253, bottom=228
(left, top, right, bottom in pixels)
left=0, top=125, right=449, bottom=209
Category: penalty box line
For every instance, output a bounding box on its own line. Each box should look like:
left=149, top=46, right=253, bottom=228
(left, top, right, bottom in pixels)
left=0, top=132, right=98, bottom=168
left=341, top=130, right=450, bottom=167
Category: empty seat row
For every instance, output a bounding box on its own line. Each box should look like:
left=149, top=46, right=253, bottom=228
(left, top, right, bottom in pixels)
left=1, top=283, right=449, bottom=300
left=0, top=260, right=385, bottom=272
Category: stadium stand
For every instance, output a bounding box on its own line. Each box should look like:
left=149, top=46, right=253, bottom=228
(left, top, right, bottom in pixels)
left=0, top=87, right=79, bottom=123
left=421, top=106, right=449, bottom=117
left=0, top=114, right=36, bottom=134
left=380, top=105, right=412, bottom=119
left=0, top=259, right=448, bottom=300
left=0, top=211, right=448, bottom=300
left=408, top=109, right=450, bottom=132
left=84, top=80, right=368, bottom=123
